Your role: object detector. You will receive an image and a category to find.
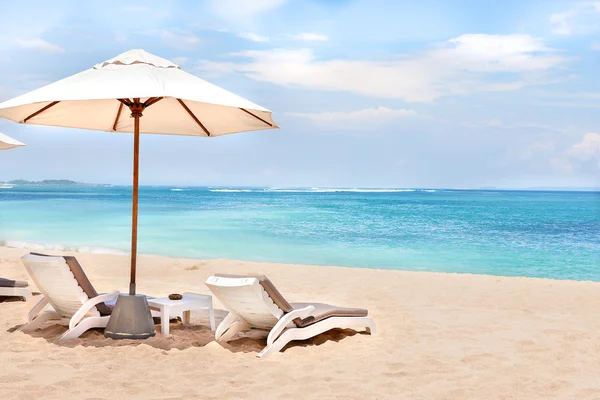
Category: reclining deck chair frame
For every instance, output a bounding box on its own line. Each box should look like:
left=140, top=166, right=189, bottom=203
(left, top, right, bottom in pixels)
left=206, top=274, right=376, bottom=358
left=20, top=253, right=119, bottom=340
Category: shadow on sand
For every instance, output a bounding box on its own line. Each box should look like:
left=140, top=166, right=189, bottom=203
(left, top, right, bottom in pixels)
left=0, top=291, right=41, bottom=305
left=7, top=307, right=366, bottom=354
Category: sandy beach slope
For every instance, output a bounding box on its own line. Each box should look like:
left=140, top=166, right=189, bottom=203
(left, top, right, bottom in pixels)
left=1, top=245, right=599, bottom=399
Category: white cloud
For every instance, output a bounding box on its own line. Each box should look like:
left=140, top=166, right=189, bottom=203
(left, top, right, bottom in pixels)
left=286, top=106, right=420, bottom=132
left=238, top=32, right=270, bottom=42
left=291, top=33, right=329, bottom=41
left=568, top=133, right=600, bottom=162
left=591, top=41, right=600, bottom=50
left=13, top=38, right=64, bottom=53
left=288, top=106, right=417, bottom=122
left=138, top=29, right=201, bottom=49
left=550, top=2, right=600, bottom=36
left=442, top=34, right=559, bottom=72
left=552, top=133, right=600, bottom=172
left=196, top=34, right=567, bottom=102
left=160, top=30, right=201, bottom=47
left=459, top=119, right=572, bottom=134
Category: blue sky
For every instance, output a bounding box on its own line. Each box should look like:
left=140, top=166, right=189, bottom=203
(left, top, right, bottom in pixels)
left=0, top=0, right=599, bottom=188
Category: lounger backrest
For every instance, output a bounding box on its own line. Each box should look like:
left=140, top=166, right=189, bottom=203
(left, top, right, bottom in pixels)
left=21, top=253, right=99, bottom=318
left=206, top=275, right=288, bottom=329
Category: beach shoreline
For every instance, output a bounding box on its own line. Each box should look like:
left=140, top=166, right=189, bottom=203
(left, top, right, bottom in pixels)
left=1, top=245, right=600, bottom=399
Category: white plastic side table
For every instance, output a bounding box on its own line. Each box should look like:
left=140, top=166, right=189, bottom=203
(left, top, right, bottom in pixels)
left=147, top=292, right=216, bottom=336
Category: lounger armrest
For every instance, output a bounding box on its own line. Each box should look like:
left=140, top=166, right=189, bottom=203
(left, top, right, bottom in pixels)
left=69, top=291, right=119, bottom=330
left=267, top=305, right=315, bottom=346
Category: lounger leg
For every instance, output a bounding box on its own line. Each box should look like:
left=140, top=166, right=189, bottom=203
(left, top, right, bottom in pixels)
left=20, top=311, right=60, bottom=333
left=162, top=308, right=170, bottom=336
left=258, top=330, right=295, bottom=358
left=214, top=313, right=237, bottom=341
left=60, top=317, right=107, bottom=340
left=183, top=310, right=191, bottom=325
left=258, top=317, right=377, bottom=358
left=218, top=321, right=250, bottom=342
left=208, top=301, right=216, bottom=331
left=345, top=316, right=376, bottom=335
left=22, top=289, right=32, bottom=302
left=27, top=297, right=49, bottom=322
left=214, top=313, right=251, bottom=342
left=365, top=318, right=376, bottom=336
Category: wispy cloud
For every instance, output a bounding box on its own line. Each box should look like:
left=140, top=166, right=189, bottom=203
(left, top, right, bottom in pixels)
left=238, top=32, right=270, bottom=42
left=138, top=29, right=201, bottom=49
left=288, top=106, right=417, bottom=122
left=197, top=34, right=568, bottom=102
left=170, top=56, right=189, bottom=66
left=485, top=118, right=502, bottom=127
left=209, top=0, right=288, bottom=26
left=461, top=119, right=574, bottom=134
left=520, top=141, right=555, bottom=160
left=550, top=2, right=600, bottom=36
left=13, top=38, right=64, bottom=53
left=591, top=41, right=600, bottom=50
left=551, top=157, right=574, bottom=173
left=114, top=31, right=127, bottom=43
left=291, top=33, right=329, bottom=41
left=286, top=106, right=419, bottom=130
left=123, top=5, right=150, bottom=12
left=551, top=132, right=600, bottom=173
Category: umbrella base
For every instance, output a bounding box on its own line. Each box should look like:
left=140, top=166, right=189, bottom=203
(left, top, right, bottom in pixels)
left=104, top=294, right=155, bottom=340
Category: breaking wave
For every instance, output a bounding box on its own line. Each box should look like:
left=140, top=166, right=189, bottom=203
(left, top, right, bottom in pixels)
left=207, top=187, right=439, bottom=193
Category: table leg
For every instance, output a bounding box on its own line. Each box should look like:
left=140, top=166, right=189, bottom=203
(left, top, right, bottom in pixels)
left=208, top=301, right=216, bottom=331
left=162, top=308, right=170, bottom=336
left=183, top=310, right=190, bottom=325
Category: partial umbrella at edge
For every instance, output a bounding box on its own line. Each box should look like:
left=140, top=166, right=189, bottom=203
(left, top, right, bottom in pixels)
left=0, top=132, right=26, bottom=150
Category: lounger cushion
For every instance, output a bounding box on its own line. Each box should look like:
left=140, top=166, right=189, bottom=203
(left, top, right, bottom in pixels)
left=290, top=302, right=368, bottom=328
left=0, top=278, right=28, bottom=288
left=29, top=253, right=113, bottom=316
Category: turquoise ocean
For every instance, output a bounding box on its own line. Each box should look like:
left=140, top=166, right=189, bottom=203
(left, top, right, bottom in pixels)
left=0, top=185, right=598, bottom=281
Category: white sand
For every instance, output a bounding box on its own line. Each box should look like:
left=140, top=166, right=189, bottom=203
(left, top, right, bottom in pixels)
left=1, top=246, right=599, bottom=399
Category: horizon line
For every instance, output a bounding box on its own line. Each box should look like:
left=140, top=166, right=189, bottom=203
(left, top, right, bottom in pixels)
left=1, top=180, right=599, bottom=192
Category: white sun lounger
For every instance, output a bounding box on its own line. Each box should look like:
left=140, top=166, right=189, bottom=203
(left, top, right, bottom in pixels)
left=0, top=278, right=32, bottom=301
left=19, top=253, right=121, bottom=340
left=205, top=274, right=376, bottom=358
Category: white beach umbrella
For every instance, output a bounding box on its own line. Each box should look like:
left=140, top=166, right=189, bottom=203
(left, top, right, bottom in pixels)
left=0, top=49, right=278, bottom=339
left=0, top=131, right=26, bottom=150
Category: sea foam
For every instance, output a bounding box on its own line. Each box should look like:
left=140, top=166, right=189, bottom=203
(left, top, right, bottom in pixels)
left=0, top=240, right=128, bottom=255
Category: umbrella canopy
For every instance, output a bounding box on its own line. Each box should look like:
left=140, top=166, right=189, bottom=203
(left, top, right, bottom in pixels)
left=0, top=131, right=26, bottom=150
left=0, top=49, right=278, bottom=339
left=0, top=49, right=277, bottom=136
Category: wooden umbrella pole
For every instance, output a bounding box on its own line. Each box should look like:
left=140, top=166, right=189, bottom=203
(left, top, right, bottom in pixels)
left=129, top=99, right=143, bottom=296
